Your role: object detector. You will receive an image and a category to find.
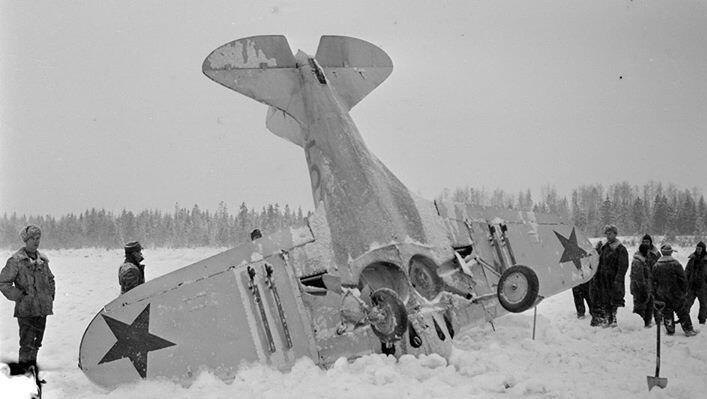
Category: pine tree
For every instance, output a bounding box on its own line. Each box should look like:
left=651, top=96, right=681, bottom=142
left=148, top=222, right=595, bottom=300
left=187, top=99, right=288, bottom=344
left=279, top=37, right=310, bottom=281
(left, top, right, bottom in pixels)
left=694, top=195, right=707, bottom=240
left=653, top=194, right=669, bottom=234
left=586, top=186, right=601, bottom=236
left=215, top=201, right=231, bottom=246
left=600, top=196, right=613, bottom=227
left=524, top=189, right=533, bottom=211
left=677, top=190, right=697, bottom=235
left=666, top=194, right=679, bottom=238
left=631, top=197, right=645, bottom=234
left=642, top=194, right=652, bottom=233
left=236, top=202, right=250, bottom=242
left=571, top=190, right=587, bottom=229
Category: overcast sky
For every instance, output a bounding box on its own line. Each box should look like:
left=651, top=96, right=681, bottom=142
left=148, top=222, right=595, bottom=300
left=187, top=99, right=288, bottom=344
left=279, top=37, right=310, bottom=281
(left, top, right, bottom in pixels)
left=1, top=0, right=706, bottom=216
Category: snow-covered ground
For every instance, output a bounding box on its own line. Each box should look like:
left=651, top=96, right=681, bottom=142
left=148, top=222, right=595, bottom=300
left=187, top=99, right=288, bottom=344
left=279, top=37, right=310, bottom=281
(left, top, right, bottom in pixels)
left=2, top=243, right=706, bottom=398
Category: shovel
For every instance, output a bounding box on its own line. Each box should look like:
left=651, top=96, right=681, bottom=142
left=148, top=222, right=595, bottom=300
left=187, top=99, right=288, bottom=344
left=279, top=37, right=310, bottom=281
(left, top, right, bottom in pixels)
left=647, top=300, right=668, bottom=391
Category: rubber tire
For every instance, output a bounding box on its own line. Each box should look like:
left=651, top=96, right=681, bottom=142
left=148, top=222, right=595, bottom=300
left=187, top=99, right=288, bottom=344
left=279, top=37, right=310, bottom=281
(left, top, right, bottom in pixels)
left=497, top=265, right=539, bottom=313
left=408, top=257, right=443, bottom=300
left=370, top=288, right=409, bottom=344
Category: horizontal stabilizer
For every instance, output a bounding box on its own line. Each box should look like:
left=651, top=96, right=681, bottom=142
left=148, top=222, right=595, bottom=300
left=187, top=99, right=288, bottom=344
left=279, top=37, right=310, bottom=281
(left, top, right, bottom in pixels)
left=203, top=35, right=394, bottom=143
left=203, top=35, right=305, bottom=121
left=316, top=36, right=393, bottom=110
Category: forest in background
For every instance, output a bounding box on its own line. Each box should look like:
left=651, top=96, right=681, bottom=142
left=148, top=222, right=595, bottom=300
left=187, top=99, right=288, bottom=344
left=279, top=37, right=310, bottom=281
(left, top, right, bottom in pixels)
left=2, top=181, right=705, bottom=249
left=0, top=202, right=308, bottom=249
left=438, top=181, right=707, bottom=239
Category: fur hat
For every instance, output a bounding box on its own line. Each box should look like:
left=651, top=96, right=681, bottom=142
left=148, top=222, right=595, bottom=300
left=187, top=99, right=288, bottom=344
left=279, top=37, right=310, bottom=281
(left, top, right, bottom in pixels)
left=697, top=241, right=706, bottom=254
left=124, top=241, right=143, bottom=253
left=660, top=243, right=676, bottom=255
left=642, top=234, right=653, bottom=245
left=20, top=225, right=41, bottom=242
left=603, top=224, right=618, bottom=235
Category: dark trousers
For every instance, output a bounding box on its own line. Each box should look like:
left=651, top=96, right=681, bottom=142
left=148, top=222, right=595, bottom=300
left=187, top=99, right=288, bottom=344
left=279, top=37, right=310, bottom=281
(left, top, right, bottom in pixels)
left=631, top=284, right=655, bottom=326
left=684, top=289, right=707, bottom=323
left=589, top=275, right=617, bottom=322
left=657, top=301, right=693, bottom=334
left=641, top=295, right=655, bottom=325
left=572, top=283, right=592, bottom=316
left=17, top=316, right=47, bottom=364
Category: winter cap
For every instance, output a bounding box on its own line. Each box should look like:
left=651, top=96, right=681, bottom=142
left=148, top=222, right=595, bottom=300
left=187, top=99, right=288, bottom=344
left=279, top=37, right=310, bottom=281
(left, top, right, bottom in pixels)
left=20, top=225, right=41, bottom=242
left=642, top=234, right=653, bottom=245
left=124, top=241, right=143, bottom=253
left=603, top=224, right=618, bottom=235
left=250, top=229, right=262, bottom=241
left=660, top=243, right=676, bottom=254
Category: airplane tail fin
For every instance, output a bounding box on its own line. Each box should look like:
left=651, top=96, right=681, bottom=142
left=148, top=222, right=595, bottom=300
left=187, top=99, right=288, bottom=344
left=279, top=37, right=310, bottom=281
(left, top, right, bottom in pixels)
left=315, top=35, right=393, bottom=110
left=203, top=35, right=393, bottom=147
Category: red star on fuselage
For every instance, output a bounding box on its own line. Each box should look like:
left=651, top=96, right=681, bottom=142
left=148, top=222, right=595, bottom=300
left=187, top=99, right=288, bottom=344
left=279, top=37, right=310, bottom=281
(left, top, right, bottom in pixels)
left=553, top=228, right=589, bottom=270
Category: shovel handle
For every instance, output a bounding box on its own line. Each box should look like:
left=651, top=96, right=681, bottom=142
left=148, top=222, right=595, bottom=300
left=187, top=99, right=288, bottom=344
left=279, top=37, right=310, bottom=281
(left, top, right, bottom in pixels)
left=648, top=303, right=668, bottom=391
left=655, top=310, right=661, bottom=378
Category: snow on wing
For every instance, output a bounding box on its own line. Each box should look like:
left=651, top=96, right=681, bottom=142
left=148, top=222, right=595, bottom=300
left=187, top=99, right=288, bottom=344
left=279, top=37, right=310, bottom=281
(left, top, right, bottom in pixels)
left=78, top=226, right=317, bottom=388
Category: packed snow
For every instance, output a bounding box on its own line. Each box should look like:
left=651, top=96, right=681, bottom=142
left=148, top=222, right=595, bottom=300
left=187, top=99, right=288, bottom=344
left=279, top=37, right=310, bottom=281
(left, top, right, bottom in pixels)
left=1, top=242, right=706, bottom=398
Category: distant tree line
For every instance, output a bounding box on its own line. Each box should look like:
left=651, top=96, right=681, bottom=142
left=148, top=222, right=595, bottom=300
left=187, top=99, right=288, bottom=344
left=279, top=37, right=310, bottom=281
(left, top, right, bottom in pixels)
left=439, top=181, right=707, bottom=239
left=3, top=181, right=705, bottom=249
left=0, top=202, right=309, bottom=249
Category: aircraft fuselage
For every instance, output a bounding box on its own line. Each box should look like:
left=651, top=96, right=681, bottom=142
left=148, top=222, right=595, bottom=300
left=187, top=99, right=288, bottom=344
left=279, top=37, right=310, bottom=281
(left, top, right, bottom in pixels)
left=295, top=51, right=427, bottom=267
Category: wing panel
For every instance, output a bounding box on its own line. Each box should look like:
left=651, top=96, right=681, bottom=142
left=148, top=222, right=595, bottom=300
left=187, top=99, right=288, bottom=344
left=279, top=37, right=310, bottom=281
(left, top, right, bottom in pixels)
left=80, top=226, right=318, bottom=388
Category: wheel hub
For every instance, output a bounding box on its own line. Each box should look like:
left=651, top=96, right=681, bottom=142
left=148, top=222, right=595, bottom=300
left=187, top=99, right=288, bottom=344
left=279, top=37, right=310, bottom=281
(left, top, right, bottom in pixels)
left=501, top=272, right=529, bottom=304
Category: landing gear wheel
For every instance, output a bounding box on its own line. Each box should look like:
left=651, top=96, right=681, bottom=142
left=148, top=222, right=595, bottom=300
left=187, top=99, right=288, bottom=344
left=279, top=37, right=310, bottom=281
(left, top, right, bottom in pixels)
left=409, top=258, right=443, bottom=300
left=497, top=265, right=539, bottom=313
left=369, top=288, right=408, bottom=344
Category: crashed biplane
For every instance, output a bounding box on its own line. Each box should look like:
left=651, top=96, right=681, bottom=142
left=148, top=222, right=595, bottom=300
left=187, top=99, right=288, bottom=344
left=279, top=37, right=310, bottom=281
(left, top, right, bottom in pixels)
left=78, top=35, right=597, bottom=388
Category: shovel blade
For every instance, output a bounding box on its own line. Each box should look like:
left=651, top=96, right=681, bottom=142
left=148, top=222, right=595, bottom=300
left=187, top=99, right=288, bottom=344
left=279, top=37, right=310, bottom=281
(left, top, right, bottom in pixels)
left=647, top=376, right=668, bottom=390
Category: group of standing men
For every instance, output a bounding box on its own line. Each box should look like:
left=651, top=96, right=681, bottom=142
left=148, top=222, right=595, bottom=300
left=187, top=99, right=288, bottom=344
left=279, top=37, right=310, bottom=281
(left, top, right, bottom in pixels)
left=573, top=225, right=704, bottom=337
left=0, top=225, right=147, bottom=370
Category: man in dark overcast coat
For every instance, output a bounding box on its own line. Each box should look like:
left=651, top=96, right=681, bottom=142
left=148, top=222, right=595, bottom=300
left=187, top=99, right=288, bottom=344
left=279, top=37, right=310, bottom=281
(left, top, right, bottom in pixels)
left=684, top=241, right=707, bottom=325
left=653, top=243, right=698, bottom=336
left=590, top=224, right=629, bottom=327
